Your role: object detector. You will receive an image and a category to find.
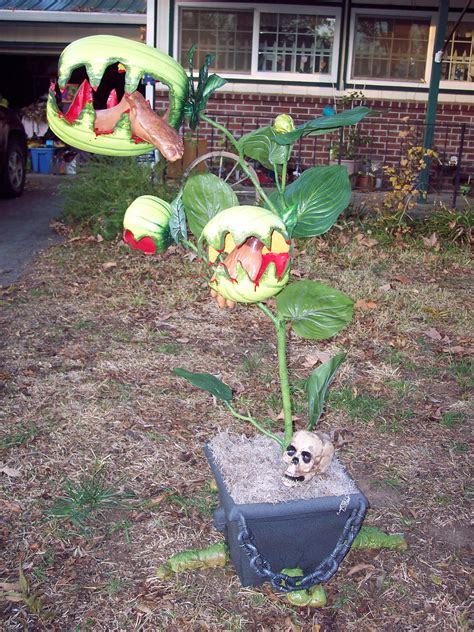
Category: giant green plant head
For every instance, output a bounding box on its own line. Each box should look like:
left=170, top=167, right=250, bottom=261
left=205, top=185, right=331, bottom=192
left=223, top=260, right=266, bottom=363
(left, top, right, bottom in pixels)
left=201, top=206, right=292, bottom=305
left=123, top=195, right=172, bottom=255
left=47, top=35, right=188, bottom=157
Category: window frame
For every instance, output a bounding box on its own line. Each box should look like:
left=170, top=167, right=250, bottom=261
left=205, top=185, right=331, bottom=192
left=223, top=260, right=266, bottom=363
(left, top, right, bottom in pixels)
left=347, top=8, right=436, bottom=88
left=440, top=18, right=474, bottom=88
left=174, top=1, right=342, bottom=83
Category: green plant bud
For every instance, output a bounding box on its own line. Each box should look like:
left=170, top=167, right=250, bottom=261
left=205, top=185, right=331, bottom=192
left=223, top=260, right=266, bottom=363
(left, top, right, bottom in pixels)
left=273, top=114, right=295, bottom=134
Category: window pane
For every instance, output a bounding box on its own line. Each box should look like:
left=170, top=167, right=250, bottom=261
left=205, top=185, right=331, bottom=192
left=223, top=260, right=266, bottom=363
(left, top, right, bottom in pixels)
left=352, top=16, right=429, bottom=81
left=258, top=12, right=335, bottom=74
left=441, top=21, right=474, bottom=81
left=178, top=8, right=252, bottom=73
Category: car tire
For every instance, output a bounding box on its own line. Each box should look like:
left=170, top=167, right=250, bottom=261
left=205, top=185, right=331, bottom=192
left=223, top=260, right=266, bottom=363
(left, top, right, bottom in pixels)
left=0, top=139, right=26, bottom=198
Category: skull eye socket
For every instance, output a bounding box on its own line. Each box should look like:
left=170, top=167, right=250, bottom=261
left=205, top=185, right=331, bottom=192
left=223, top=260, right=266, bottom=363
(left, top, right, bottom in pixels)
left=301, top=451, right=312, bottom=464
left=286, top=445, right=296, bottom=456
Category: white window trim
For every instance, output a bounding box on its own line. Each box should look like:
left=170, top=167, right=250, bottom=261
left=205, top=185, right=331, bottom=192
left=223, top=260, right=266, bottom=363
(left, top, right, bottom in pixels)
left=347, top=8, right=436, bottom=89
left=173, top=1, right=341, bottom=84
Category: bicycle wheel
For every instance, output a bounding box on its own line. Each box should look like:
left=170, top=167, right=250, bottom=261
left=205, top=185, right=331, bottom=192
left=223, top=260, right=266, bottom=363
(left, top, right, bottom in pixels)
left=181, top=151, right=261, bottom=204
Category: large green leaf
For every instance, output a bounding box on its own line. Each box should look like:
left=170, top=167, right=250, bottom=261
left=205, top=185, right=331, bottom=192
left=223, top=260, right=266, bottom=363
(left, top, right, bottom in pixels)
left=276, top=281, right=354, bottom=340
left=306, top=353, right=346, bottom=429
left=267, top=165, right=351, bottom=238
left=273, top=106, right=375, bottom=145
left=182, top=173, right=239, bottom=239
left=239, top=126, right=288, bottom=170
left=172, top=368, right=233, bottom=401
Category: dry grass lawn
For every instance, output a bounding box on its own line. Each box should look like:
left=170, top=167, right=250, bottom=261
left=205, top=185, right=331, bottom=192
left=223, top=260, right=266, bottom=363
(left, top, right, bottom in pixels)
left=0, top=224, right=472, bottom=631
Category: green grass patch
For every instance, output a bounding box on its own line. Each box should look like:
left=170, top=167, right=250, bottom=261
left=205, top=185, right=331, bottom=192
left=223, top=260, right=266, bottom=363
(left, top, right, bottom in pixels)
left=328, top=387, right=387, bottom=423
left=0, top=425, right=37, bottom=449
left=441, top=411, right=467, bottom=429
left=46, top=462, right=135, bottom=530
left=167, top=483, right=219, bottom=518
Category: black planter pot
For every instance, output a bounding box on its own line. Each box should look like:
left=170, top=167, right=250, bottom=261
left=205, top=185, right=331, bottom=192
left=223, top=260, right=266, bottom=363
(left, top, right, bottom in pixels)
left=204, top=444, right=369, bottom=592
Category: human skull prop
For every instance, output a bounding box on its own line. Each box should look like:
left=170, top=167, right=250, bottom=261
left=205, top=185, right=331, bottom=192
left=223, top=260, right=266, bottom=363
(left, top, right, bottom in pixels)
left=282, top=430, right=335, bottom=487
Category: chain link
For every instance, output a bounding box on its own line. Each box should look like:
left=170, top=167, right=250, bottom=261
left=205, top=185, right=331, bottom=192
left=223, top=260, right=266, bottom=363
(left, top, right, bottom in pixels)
left=237, top=500, right=367, bottom=593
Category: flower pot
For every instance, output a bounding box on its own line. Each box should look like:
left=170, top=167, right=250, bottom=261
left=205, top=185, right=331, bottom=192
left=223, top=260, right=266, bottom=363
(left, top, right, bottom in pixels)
left=167, top=138, right=208, bottom=178
left=356, top=174, right=375, bottom=192
left=204, top=444, right=369, bottom=591
left=329, top=158, right=356, bottom=176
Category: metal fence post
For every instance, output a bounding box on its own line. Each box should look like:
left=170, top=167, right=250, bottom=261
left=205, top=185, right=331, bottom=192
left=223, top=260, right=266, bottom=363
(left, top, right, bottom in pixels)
left=452, top=123, right=466, bottom=208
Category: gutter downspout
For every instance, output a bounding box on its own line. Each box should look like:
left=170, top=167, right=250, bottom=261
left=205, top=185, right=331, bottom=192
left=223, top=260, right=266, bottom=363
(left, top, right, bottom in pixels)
left=338, top=0, right=351, bottom=92
left=418, top=0, right=450, bottom=201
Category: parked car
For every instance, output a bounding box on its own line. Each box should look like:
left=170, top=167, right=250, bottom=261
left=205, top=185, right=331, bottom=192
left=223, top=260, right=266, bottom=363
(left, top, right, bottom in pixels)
left=0, top=105, right=27, bottom=198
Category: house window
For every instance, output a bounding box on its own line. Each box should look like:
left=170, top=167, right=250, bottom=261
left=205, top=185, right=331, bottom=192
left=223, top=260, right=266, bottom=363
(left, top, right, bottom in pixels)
left=176, top=4, right=339, bottom=81
left=442, top=22, right=474, bottom=82
left=179, top=9, right=253, bottom=72
left=352, top=16, right=430, bottom=81
left=258, top=13, right=335, bottom=74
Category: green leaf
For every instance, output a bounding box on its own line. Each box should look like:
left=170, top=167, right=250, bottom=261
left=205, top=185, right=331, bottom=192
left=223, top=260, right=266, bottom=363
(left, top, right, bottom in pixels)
left=274, top=106, right=375, bottom=145
left=239, top=126, right=288, bottom=170
left=169, top=193, right=188, bottom=244
left=182, top=173, right=239, bottom=238
left=172, top=368, right=233, bottom=401
left=267, top=165, right=351, bottom=238
left=275, top=281, right=354, bottom=340
left=203, top=74, right=228, bottom=101
left=306, top=353, right=346, bottom=429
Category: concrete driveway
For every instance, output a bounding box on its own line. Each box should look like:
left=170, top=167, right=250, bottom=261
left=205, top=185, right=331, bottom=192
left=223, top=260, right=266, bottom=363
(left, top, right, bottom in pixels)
left=0, top=173, right=65, bottom=288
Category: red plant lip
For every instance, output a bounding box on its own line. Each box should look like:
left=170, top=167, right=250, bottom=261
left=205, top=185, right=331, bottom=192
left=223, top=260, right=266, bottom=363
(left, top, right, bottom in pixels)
left=123, top=229, right=156, bottom=255
left=62, top=79, right=93, bottom=124
left=255, top=252, right=290, bottom=286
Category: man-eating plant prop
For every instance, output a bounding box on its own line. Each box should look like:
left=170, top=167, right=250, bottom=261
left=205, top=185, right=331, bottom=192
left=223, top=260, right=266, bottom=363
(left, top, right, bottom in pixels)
left=48, top=34, right=373, bottom=455
left=48, top=37, right=402, bottom=597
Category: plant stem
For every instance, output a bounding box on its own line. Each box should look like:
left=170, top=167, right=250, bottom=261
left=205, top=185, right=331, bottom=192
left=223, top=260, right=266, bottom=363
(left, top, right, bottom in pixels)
left=276, top=319, right=293, bottom=446
left=224, top=402, right=284, bottom=448
left=256, top=302, right=293, bottom=447
left=200, top=114, right=279, bottom=215
left=181, top=238, right=198, bottom=252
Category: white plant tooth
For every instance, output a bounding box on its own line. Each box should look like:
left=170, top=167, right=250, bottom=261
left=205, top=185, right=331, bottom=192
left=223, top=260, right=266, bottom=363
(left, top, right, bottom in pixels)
left=125, top=66, right=142, bottom=94
left=85, top=61, right=109, bottom=90
left=58, top=67, right=72, bottom=90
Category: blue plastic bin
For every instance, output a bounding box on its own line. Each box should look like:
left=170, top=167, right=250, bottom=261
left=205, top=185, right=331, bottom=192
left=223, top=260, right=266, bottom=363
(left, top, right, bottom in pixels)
left=30, top=148, right=55, bottom=174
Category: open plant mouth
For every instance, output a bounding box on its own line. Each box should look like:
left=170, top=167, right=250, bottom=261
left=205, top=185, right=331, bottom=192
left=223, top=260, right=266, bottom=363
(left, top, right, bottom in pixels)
left=46, top=35, right=188, bottom=159
left=201, top=206, right=292, bottom=305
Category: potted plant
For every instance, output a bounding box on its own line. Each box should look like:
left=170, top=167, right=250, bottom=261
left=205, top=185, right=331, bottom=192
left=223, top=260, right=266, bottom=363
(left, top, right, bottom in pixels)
left=327, top=90, right=372, bottom=176
left=124, top=66, right=374, bottom=591
left=48, top=36, right=375, bottom=595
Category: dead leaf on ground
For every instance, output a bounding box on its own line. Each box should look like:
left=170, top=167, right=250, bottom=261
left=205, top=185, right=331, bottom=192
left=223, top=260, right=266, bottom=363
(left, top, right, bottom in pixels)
left=1, top=466, right=21, bottom=477
left=347, top=563, right=375, bottom=577
left=284, top=616, right=302, bottom=632
left=442, top=345, right=466, bottom=355
left=290, top=269, right=303, bottom=277
left=102, top=261, right=117, bottom=270
left=378, top=283, right=392, bottom=292
left=355, top=233, right=379, bottom=248
left=424, top=327, right=442, bottom=341
left=391, top=274, right=411, bottom=284
left=302, top=350, right=332, bottom=368
left=422, top=233, right=439, bottom=249
left=0, top=582, right=21, bottom=592
left=355, top=299, right=378, bottom=310
left=135, top=601, right=155, bottom=615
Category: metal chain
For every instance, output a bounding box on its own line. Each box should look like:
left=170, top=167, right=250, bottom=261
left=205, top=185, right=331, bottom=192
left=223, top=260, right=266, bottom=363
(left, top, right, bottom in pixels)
left=237, top=500, right=367, bottom=593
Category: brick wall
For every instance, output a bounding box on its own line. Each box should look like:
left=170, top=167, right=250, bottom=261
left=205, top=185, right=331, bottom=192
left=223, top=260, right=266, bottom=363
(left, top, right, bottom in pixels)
left=156, top=90, right=474, bottom=185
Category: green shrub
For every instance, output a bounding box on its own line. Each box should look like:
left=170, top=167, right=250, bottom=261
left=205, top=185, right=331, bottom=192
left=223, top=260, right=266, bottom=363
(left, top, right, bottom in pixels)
left=59, top=156, right=176, bottom=240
